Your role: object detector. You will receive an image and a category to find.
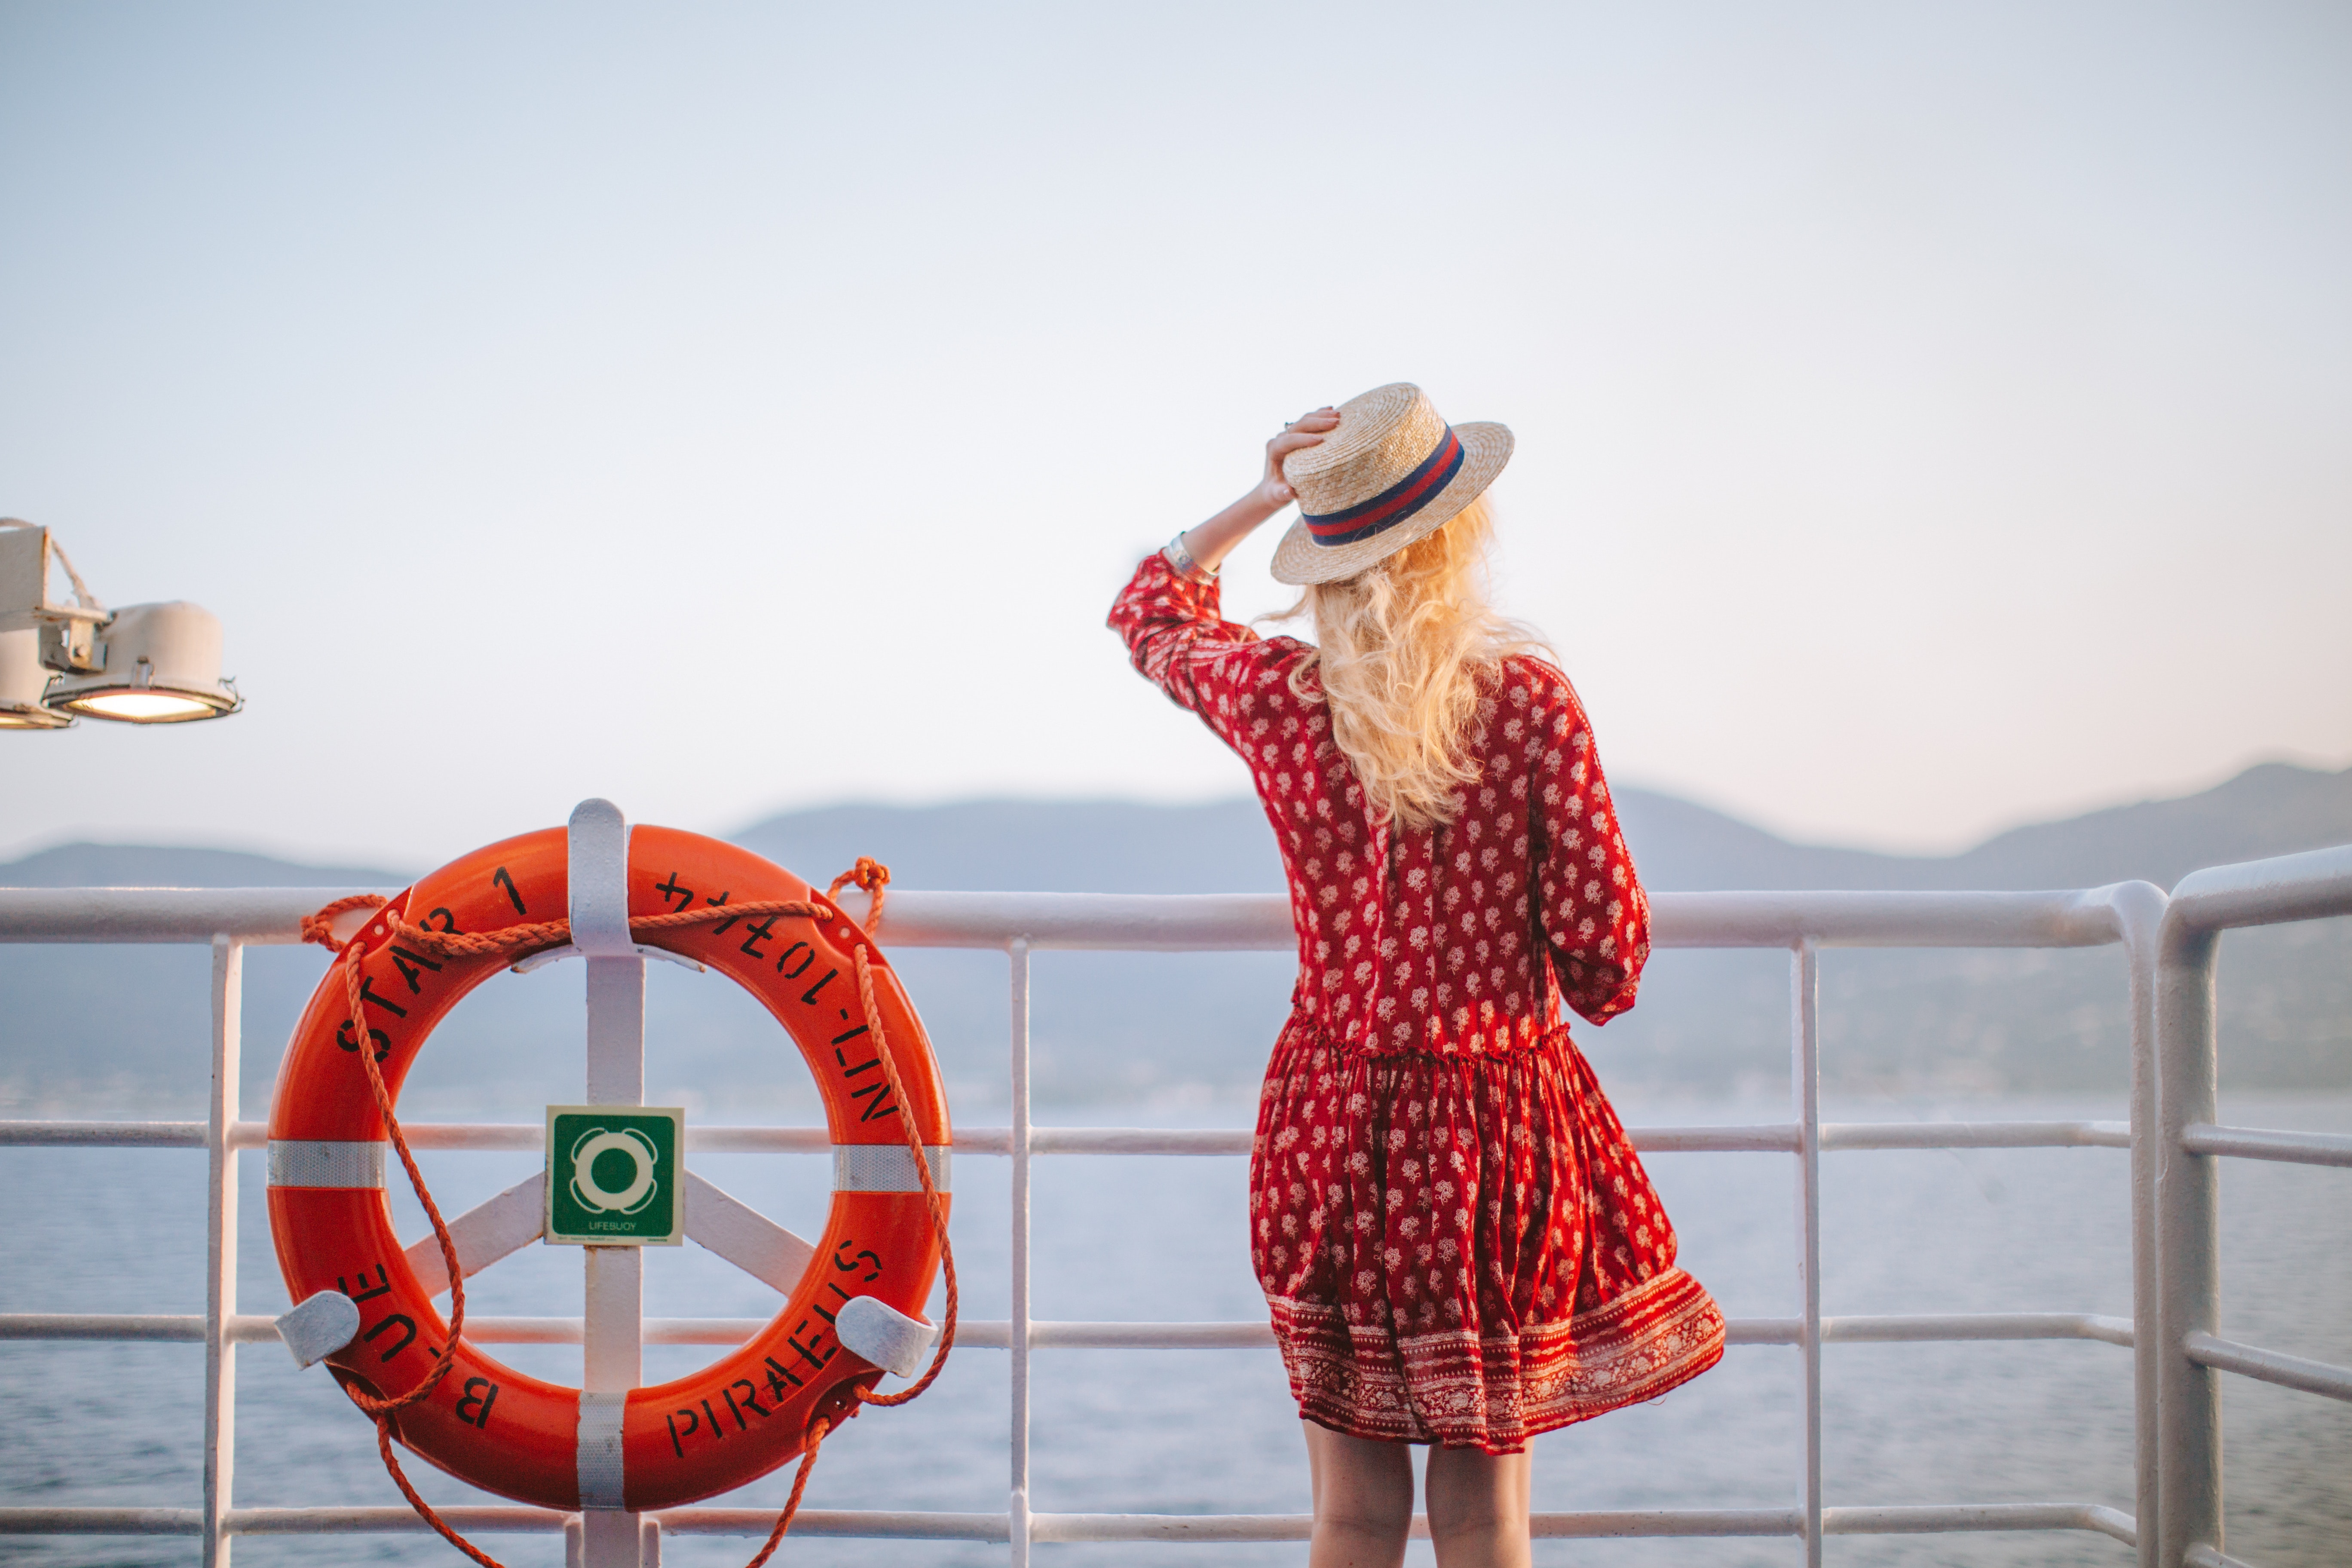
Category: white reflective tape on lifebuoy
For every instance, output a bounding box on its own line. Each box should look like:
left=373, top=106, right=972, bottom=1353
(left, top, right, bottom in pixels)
left=830, top=1144, right=950, bottom=1192
left=577, top=1390, right=628, bottom=1508
left=268, top=1140, right=388, bottom=1188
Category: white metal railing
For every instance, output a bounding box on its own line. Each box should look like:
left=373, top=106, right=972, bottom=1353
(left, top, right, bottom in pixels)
left=2151, top=845, right=2352, bottom=1568
left=0, top=856, right=2337, bottom=1565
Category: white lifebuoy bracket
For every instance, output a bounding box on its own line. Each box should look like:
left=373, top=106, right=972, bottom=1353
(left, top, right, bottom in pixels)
left=834, top=1294, right=937, bottom=1379
left=276, top=1289, right=361, bottom=1369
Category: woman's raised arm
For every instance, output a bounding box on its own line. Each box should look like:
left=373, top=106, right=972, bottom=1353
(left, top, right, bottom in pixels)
left=1173, top=406, right=1337, bottom=575
left=1106, top=405, right=1337, bottom=725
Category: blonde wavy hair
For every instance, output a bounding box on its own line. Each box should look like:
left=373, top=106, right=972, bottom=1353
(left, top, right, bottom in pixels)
left=1264, top=496, right=1548, bottom=830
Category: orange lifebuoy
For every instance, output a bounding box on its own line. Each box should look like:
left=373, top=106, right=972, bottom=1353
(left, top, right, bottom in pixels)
left=266, top=824, right=950, bottom=1511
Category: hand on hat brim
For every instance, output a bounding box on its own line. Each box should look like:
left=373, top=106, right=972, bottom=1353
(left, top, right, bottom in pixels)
left=1259, top=406, right=1339, bottom=507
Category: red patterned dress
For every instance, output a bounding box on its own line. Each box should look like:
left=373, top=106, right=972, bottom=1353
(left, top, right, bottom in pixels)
left=1110, top=554, right=1724, bottom=1452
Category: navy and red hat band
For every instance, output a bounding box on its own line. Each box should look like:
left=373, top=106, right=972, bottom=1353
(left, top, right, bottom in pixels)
left=1299, top=426, right=1467, bottom=548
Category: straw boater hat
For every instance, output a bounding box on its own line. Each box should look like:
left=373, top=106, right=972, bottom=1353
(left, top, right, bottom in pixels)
left=1268, top=383, right=1513, bottom=586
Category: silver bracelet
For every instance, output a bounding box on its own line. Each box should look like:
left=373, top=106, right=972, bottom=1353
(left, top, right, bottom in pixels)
left=1164, top=530, right=1217, bottom=585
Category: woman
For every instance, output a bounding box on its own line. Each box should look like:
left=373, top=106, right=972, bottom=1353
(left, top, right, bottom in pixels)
left=1108, top=385, right=1725, bottom=1568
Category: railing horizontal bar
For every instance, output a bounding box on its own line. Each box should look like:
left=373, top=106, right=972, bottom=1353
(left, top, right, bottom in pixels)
left=7, top=1118, right=2127, bottom=1159
left=2183, top=1331, right=2352, bottom=1402
left=863, top=890, right=1293, bottom=950
left=1026, top=1126, right=1248, bottom=1155
left=1525, top=1510, right=1802, bottom=1541
left=1635, top=1124, right=1801, bottom=1153
left=960, top=1316, right=2130, bottom=1353
left=1727, top=1317, right=1800, bottom=1345
left=658, top=1509, right=1013, bottom=1540
left=1649, top=890, right=2137, bottom=950
left=2180, top=1122, right=2352, bottom=1168
left=1019, top=1502, right=2133, bottom=1544
left=245, top=1507, right=1011, bottom=1540
left=5, top=1315, right=789, bottom=1348
left=2168, top=844, right=2352, bottom=933
left=0, top=1508, right=203, bottom=1535
left=836, top=887, right=2147, bottom=952
left=687, top=1126, right=851, bottom=1153
left=1025, top=1510, right=1816, bottom=1543
left=0, top=1500, right=2142, bottom=1542
left=0, top=1314, right=205, bottom=1341
left=1822, top=1503, right=2136, bottom=1544
left=0, top=1120, right=206, bottom=1148
left=4, top=1310, right=2132, bottom=1351
left=1822, top=1313, right=2134, bottom=1348
left=865, top=1120, right=2138, bottom=1158
left=378, top=1122, right=539, bottom=1151
left=0, top=887, right=398, bottom=944
left=1025, top=1504, right=1797, bottom=1542
left=0, top=885, right=2152, bottom=952
left=1027, top=1320, right=1268, bottom=1349
left=229, top=1506, right=570, bottom=1535
left=1821, top=1120, right=2129, bottom=1151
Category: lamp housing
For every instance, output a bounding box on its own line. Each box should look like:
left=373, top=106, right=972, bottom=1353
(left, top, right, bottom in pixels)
left=44, top=601, right=243, bottom=724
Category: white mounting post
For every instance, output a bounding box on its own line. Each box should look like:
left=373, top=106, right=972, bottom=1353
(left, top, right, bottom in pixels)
left=1008, top=938, right=1033, bottom=1568
left=2155, top=918, right=2224, bottom=1566
left=569, top=799, right=650, bottom=1568
left=1791, top=941, right=1823, bottom=1568
left=203, top=935, right=242, bottom=1568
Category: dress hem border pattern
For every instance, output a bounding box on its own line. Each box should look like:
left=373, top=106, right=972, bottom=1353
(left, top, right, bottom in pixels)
left=1269, top=1267, right=1728, bottom=1453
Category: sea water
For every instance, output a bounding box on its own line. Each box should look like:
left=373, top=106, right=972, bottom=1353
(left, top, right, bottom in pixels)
left=3, top=1094, right=2346, bottom=1568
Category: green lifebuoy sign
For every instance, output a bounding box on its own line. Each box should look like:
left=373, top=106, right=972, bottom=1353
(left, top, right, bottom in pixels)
left=545, top=1106, right=686, bottom=1246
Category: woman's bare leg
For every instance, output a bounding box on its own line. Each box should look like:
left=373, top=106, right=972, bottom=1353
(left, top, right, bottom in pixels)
left=1302, top=1420, right=1414, bottom=1568
left=1423, top=1443, right=1532, bottom=1568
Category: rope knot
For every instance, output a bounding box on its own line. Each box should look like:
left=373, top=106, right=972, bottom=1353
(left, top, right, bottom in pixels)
left=300, top=894, right=389, bottom=954
left=827, top=858, right=891, bottom=931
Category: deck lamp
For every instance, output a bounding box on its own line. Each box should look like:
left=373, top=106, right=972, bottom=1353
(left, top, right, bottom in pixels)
left=44, top=600, right=244, bottom=722
left=0, top=520, right=244, bottom=728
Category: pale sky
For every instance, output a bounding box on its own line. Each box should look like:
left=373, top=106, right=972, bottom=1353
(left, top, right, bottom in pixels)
left=3, top=1, right=2347, bottom=868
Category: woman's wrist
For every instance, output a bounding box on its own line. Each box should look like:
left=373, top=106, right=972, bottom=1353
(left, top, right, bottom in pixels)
left=1164, top=530, right=1216, bottom=585
left=1177, top=488, right=1283, bottom=576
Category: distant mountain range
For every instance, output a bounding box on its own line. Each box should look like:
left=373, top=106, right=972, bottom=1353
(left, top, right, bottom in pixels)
left=3, top=762, right=2346, bottom=1112
left=14, top=759, right=2347, bottom=897
left=713, top=760, right=2352, bottom=899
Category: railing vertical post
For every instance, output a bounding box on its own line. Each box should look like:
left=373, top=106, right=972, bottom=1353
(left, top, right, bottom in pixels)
left=2112, top=883, right=2167, bottom=1568
left=2155, top=917, right=2225, bottom=1565
left=203, top=936, right=242, bottom=1568
left=1791, top=940, right=1822, bottom=1568
left=1008, top=937, right=1033, bottom=1568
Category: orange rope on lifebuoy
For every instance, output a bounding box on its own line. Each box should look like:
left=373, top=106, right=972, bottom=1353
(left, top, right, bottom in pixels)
left=826, top=857, right=891, bottom=930
left=300, top=856, right=953, bottom=1568
left=840, top=941, right=955, bottom=1406
left=297, top=892, right=390, bottom=952
left=743, top=1412, right=831, bottom=1568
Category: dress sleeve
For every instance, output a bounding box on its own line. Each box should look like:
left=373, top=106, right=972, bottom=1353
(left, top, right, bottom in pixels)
left=1525, top=665, right=1652, bottom=1024
left=1107, top=551, right=1293, bottom=753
